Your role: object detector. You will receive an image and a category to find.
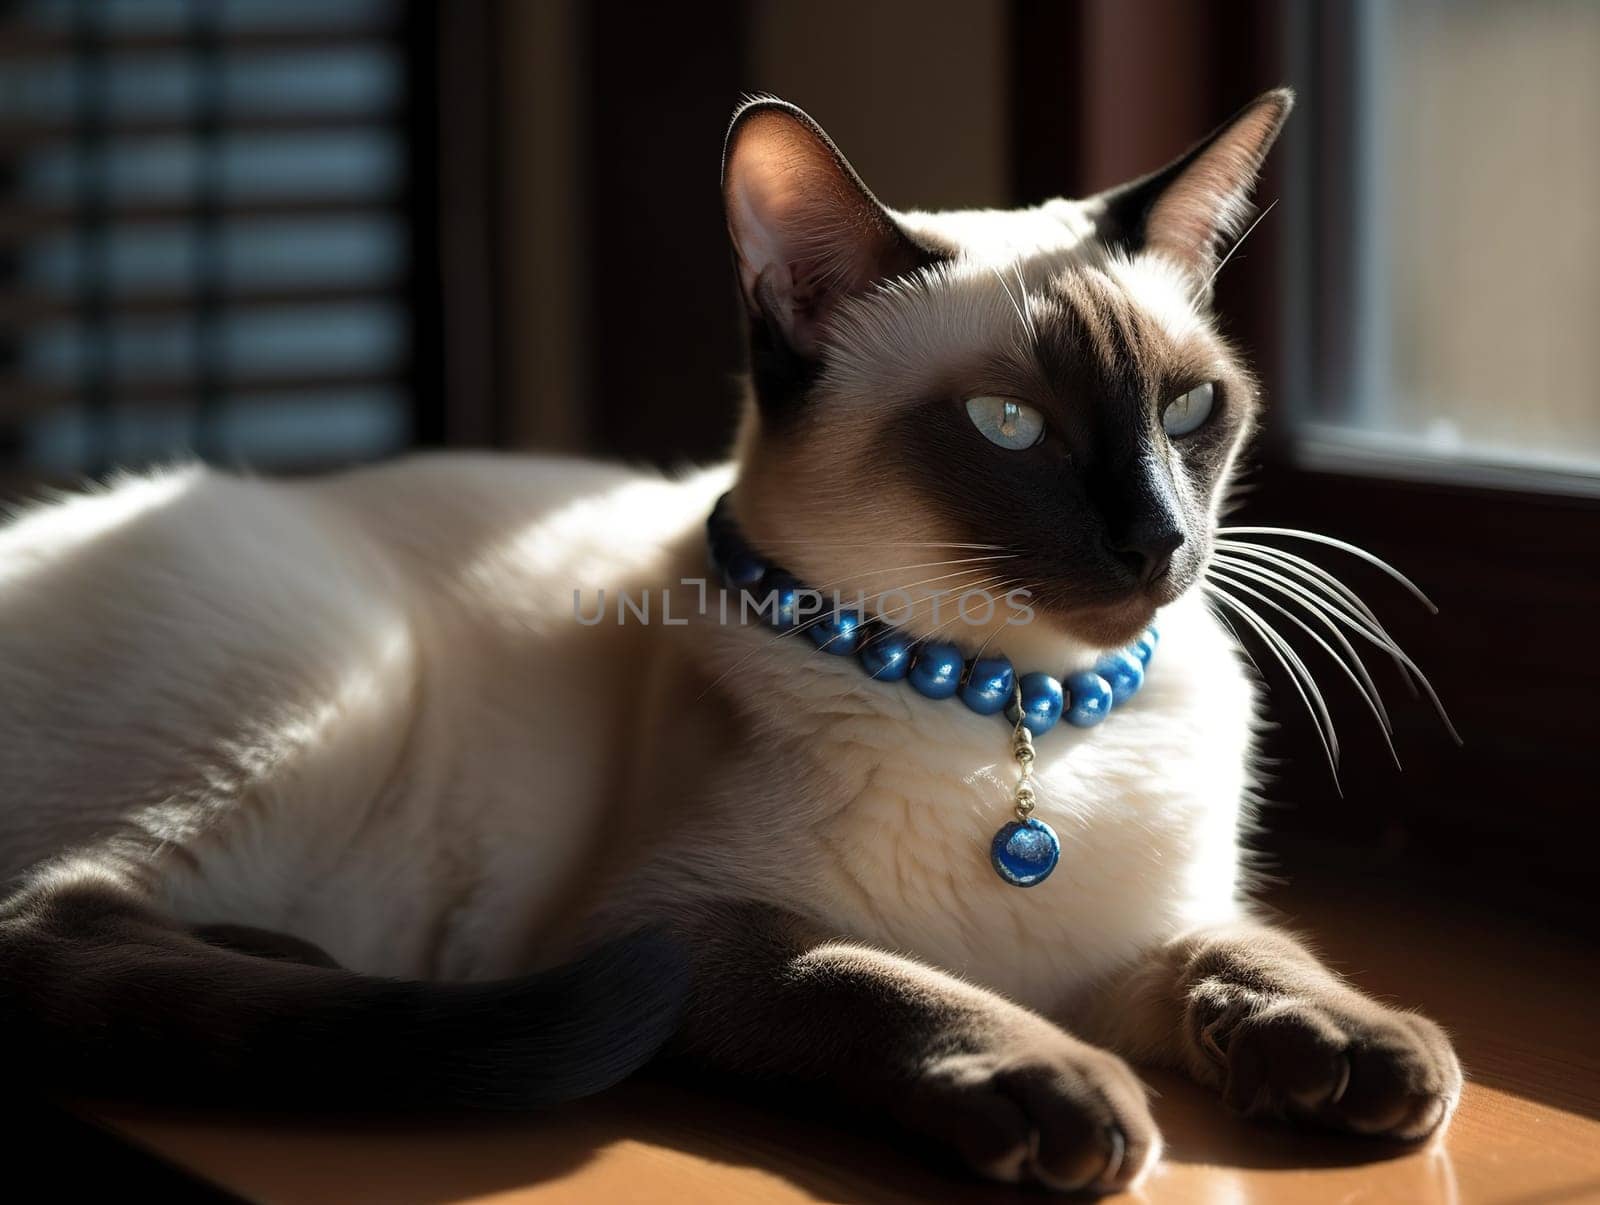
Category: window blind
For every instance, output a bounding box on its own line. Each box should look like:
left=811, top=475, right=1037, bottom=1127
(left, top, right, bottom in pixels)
left=0, top=0, right=413, bottom=476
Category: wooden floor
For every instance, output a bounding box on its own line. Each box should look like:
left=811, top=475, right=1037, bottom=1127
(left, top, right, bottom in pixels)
left=95, top=877, right=1600, bottom=1204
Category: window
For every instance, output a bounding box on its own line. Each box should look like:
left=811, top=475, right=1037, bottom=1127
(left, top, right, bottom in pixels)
left=1010, top=0, right=1600, bottom=925
left=1285, top=0, right=1600, bottom=490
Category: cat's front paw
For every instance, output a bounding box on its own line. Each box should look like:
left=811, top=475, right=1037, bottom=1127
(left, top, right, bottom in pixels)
left=897, top=1036, right=1161, bottom=1194
left=1188, top=981, right=1461, bottom=1141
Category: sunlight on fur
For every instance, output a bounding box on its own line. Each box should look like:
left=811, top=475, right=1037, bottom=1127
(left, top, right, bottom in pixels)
left=0, top=89, right=1465, bottom=1193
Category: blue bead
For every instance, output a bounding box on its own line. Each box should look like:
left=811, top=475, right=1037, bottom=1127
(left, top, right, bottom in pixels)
left=960, top=656, right=1014, bottom=715
left=1009, top=672, right=1064, bottom=735
left=1095, top=649, right=1144, bottom=705
left=807, top=609, right=863, bottom=655
left=1132, top=632, right=1157, bottom=665
left=1064, top=671, right=1114, bottom=727
left=908, top=642, right=963, bottom=699
left=752, top=571, right=800, bottom=631
left=990, top=817, right=1060, bottom=887
left=859, top=630, right=913, bottom=681
left=722, top=550, right=767, bottom=591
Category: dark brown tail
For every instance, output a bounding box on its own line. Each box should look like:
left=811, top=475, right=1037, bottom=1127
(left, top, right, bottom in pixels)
left=0, top=879, right=688, bottom=1110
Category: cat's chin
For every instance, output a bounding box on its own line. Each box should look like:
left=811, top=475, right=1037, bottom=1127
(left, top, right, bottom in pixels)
left=1053, top=566, right=1199, bottom=648
left=1054, top=600, right=1159, bottom=649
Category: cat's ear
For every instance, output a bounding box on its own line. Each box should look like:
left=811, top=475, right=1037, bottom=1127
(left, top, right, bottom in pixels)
left=723, top=98, right=928, bottom=357
left=1091, top=88, right=1293, bottom=289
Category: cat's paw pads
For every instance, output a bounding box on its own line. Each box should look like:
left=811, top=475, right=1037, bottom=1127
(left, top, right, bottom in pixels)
left=1191, top=986, right=1461, bottom=1142
left=901, top=1043, right=1161, bottom=1194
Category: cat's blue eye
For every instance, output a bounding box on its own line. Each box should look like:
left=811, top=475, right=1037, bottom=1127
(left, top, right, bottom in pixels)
left=1162, top=382, right=1216, bottom=438
left=965, top=396, right=1045, bottom=450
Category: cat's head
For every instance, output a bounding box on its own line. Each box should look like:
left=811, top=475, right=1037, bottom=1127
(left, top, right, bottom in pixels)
left=724, top=90, right=1291, bottom=656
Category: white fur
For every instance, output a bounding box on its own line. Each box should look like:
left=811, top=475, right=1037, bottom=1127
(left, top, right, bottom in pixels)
left=825, top=202, right=1211, bottom=424
left=700, top=570, right=1254, bottom=1015
left=1104, top=251, right=1209, bottom=345
left=0, top=450, right=1256, bottom=1021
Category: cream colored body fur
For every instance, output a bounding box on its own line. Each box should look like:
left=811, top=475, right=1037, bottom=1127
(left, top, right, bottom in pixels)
left=0, top=449, right=1255, bottom=1017
left=1, top=94, right=1467, bottom=1190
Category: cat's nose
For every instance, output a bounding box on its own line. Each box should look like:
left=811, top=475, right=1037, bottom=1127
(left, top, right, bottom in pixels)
left=1112, top=521, right=1184, bottom=587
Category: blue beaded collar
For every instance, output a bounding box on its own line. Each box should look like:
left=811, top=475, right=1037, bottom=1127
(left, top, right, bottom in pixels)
left=707, top=493, right=1160, bottom=889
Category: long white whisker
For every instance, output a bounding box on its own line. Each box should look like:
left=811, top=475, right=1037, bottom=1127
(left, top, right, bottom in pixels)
left=814, top=573, right=1020, bottom=659
left=1218, top=526, right=1439, bottom=613
left=902, top=583, right=1014, bottom=649
left=1207, top=581, right=1341, bottom=785
left=1216, top=538, right=1412, bottom=684
left=1205, top=197, right=1278, bottom=289
left=1205, top=598, right=1268, bottom=683
left=991, top=263, right=1033, bottom=348
left=695, top=568, right=997, bottom=699
left=1217, top=539, right=1387, bottom=628
left=699, top=586, right=886, bottom=696
left=831, top=562, right=1020, bottom=605
left=803, top=553, right=1018, bottom=597
left=860, top=573, right=1034, bottom=657
left=1212, top=553, right=1396, bottom=729
left=1208, top=580, right=1328, bottom=734
left=790, top=563, right=1005, bottom=649
left=1215, top=550, right=1459, bottom=744
left=757, top=540, right=1011, bottom=550
left=1209, top=563, right=1400, bottom=768
left=1212, top=582, right=1342, bottom=785
left=689, top=561, right=1017, bottom=692
left=966, top=607, right=1016, bottom=662
left=1009, top=259, right=1040, bottom=345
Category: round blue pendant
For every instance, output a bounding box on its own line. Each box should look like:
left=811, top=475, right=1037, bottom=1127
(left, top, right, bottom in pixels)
left=989, top=816, right=1061, bottom=887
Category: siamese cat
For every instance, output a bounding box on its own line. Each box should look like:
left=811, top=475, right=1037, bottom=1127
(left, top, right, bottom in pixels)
left=0, top=90, right=1460, bottom=1193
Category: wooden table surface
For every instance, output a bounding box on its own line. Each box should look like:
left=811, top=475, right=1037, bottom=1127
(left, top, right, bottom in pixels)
left=95, top=877, right=1600, bottom=1204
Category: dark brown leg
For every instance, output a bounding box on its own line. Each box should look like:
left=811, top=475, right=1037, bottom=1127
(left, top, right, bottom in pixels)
left=670, top=902, right=1161, bottom=1193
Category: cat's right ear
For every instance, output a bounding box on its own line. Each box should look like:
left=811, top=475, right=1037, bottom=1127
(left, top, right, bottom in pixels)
left=1088, top=89, right=1294, bottom=294
left=723, top=98, right=928, bottom=358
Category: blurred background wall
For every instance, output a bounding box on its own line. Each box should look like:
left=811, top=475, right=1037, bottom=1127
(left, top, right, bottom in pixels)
left=0, top=0, right=1596, bottom=931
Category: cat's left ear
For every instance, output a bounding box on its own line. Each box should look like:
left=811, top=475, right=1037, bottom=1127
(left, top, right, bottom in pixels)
left=723, top=98, right=929, bottom=357
left=1091, top=88, right=1293, bottom=292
